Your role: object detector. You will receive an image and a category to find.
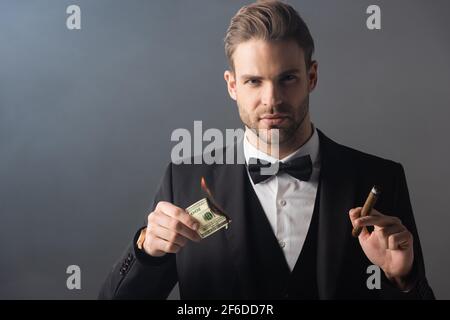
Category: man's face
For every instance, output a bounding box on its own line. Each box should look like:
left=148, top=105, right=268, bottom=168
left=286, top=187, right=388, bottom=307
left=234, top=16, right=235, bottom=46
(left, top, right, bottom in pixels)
left=224, top=39, right=318, bottom=145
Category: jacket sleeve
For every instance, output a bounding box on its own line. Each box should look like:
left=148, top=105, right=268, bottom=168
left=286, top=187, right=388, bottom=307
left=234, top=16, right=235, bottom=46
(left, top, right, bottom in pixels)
left=379, top=163, right=435, bottom=300
left=98, top=163, right=178, bottom=299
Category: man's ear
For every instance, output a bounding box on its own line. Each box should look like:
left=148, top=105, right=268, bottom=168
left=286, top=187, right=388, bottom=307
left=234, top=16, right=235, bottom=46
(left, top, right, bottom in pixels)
left=307, top=60, right=318, bottom=93
left=224, top=70, right=237, bottom=101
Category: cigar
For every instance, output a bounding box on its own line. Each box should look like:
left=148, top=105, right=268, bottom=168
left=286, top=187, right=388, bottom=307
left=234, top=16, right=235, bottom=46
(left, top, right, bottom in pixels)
left=351, top=186, right=381, bottom=237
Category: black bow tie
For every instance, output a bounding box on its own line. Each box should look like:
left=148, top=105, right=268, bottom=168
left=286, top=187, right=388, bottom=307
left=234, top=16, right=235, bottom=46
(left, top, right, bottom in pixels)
left=247, top=155, right=313, bottom=184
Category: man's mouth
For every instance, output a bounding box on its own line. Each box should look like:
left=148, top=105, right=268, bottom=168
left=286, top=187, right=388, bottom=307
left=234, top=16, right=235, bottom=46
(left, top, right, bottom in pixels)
left=259, top=113, right=289, bottom=126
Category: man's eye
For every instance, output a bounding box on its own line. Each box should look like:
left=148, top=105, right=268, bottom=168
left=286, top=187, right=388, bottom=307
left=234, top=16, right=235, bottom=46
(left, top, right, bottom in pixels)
left=245, top=79, right=261, bottom=85
left=281, top=75, right=297, bottom=83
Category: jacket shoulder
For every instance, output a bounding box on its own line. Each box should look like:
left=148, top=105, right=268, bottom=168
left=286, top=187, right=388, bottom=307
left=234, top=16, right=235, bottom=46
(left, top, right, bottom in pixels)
left=318, top=130, right=402, bottom=172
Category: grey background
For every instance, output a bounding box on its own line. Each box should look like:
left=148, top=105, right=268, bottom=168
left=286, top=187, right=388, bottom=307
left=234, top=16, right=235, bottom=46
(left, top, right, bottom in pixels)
left=0, top=0, right=449, bottom=299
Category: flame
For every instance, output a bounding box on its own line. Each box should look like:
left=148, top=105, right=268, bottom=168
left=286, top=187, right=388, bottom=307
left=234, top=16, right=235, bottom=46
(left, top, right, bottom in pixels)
left=200, top=176, right=231, bottom=224
left=200, top=176, right=213, bottom=199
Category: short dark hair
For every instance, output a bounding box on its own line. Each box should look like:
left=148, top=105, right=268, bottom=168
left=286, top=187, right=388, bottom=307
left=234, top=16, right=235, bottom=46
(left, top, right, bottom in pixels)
left=224, top=0, right=315, bottom=71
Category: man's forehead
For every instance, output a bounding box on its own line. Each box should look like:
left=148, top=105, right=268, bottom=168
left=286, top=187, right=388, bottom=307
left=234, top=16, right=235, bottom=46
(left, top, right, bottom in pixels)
left=232, top=39, right=305, bottom=77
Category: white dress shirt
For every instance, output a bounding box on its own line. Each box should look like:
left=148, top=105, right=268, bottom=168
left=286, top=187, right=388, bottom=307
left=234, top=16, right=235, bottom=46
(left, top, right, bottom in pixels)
left=243, top=125, right=321, bottom=272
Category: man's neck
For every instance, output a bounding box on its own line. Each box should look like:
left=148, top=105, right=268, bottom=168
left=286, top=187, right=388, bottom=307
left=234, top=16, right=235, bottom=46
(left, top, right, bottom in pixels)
left=247, top=121, right=314, bottom=160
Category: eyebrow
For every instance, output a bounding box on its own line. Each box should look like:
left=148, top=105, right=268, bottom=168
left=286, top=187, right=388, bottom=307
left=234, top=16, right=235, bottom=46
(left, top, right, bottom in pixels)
left=240, top=68, right=301, bottom=80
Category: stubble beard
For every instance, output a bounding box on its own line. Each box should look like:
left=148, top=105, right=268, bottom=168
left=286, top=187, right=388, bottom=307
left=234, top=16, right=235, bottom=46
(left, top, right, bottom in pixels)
left=240, top=97, right=310, bottom=147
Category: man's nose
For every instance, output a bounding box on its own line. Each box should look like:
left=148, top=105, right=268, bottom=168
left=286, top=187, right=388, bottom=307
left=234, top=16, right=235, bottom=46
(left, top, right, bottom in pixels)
left=261, top=83, right=282, bottom=107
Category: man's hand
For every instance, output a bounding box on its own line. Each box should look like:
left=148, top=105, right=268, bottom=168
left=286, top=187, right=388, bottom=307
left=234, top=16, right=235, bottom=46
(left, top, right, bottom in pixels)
left=349, top=207, right=415, bottom=289
left=143, top=201, right=202, bottom=257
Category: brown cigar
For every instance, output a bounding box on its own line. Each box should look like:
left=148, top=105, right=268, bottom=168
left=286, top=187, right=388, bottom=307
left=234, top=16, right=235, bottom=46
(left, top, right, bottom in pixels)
left=352, top=186, right=381, bottom=237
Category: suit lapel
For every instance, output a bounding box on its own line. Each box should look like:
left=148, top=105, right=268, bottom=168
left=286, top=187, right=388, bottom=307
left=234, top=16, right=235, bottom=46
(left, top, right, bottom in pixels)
left=316, top=130, right=356, bottom=299
left=210, top=138, right=257, bottom=298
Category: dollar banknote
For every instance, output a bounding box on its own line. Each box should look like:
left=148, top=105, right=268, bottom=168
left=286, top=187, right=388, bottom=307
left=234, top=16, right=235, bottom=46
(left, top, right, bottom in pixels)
left=185, top=198, right=231, bottom=239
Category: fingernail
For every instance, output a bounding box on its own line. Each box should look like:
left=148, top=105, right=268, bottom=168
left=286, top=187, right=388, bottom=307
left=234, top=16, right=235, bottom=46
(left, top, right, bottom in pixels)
left=192, top=223, right=199, bottom=230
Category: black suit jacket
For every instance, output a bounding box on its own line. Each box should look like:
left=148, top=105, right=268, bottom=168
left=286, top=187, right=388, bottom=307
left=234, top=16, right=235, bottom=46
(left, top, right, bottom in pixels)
left=99, top=129, right=434, bottom=299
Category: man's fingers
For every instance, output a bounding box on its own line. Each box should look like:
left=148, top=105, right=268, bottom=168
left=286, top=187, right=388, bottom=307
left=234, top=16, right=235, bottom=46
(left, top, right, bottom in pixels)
left=388, top=230, right=413, bottom=250
left=149, top=209, right=201, bottom=242
left=151, top=236, right=182, bottom=254
left=149, top=209, right=174, bottom=229
left=149, top=224, right=188, bottom=247
left=379, top=224, right=406, bottom=238
left=369, top=208, right=383, bottom=217
left=348, top=207, right=381, bottom=223
left=167, top=218, right=202, bottom=242
left=348, top=207, right=362, bottom=225
left=374, top=224, right=406, bottom=248
left=349, top=207, right=383, bottom=225
left=354, top=214, right=402, bottom=229
left=156, top=201, right=199, bottom=231
left=349, top=208, right=369, bottom=238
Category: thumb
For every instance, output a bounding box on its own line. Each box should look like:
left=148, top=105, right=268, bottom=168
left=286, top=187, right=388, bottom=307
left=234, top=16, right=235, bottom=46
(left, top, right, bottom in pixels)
left=348, top=207, right=362, bottom=227
left=349, top=207, right=371, bottom=240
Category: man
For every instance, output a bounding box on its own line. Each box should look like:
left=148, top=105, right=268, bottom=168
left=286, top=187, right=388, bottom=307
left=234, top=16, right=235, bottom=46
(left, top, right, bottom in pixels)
left=99, top=1, right=434, bottom=299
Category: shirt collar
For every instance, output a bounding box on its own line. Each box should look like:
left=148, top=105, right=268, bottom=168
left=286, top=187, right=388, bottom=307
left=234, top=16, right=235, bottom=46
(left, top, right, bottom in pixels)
left=243, top=123, right=320, bottom=166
